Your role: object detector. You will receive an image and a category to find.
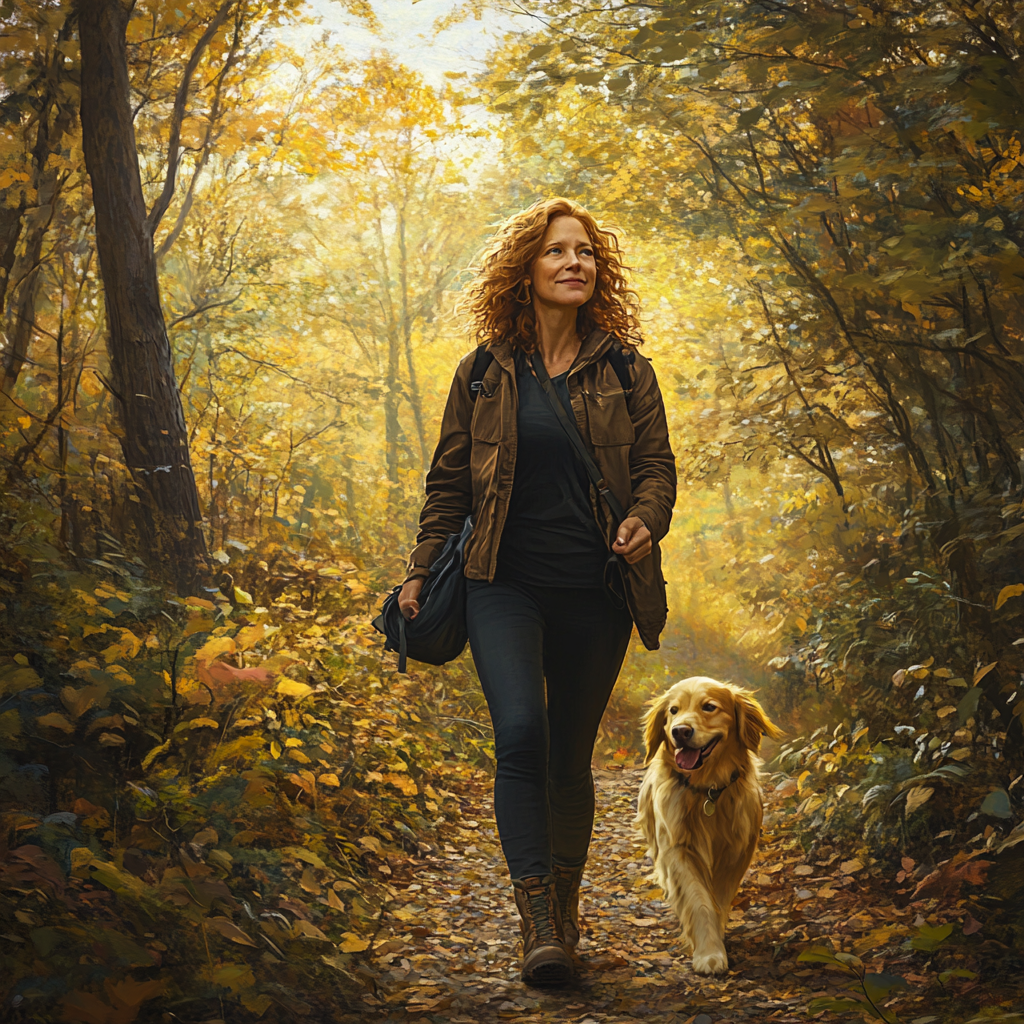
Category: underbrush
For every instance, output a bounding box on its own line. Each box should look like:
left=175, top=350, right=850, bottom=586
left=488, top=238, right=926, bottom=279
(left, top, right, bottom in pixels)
left=701, top=487, right=1024, bottom=941
left=0, top=528, right=493, bottom=1022
left=762, top=661, right=1024, bottom=954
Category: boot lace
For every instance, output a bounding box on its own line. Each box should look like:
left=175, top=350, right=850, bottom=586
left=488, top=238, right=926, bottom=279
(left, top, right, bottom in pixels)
left=526, top=887, right=557, bottom=943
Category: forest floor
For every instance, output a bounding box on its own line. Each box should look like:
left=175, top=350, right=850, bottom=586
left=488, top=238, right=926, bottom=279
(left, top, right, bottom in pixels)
left=336, top=766, right=1023, bottom=1024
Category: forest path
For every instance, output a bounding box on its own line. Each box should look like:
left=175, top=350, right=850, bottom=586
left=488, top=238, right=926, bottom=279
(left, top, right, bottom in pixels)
left=345, top=766, right=943, bottom=1024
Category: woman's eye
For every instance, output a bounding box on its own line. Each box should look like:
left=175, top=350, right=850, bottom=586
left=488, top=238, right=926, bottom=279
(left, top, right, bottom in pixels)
left=703, top=703, right=717, bottom=713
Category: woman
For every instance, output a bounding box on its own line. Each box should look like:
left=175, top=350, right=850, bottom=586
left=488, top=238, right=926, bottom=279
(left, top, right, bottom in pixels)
left=397, top=197, right=676, bottom=985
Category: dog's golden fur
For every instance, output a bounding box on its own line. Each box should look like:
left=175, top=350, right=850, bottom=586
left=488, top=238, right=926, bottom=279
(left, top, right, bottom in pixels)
left=634, top=676, right=782, bottom=974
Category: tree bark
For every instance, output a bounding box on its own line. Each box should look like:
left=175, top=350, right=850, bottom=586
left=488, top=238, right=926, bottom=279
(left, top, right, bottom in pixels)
left=1, top=28, right=76, bottom=392
left=372, top=199, right=402, bottom=509
left=77, top=0, right=208, bottom=587
left=0, top=201, right=25, bottom=332
left=396, top=207, right=428, bottom=468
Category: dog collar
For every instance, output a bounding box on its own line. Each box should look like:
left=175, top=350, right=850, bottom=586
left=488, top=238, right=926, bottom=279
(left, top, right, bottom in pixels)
left=679, top=768, right=741, bottom=816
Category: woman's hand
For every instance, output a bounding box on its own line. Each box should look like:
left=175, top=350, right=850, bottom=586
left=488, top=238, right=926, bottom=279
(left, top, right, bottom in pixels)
left=613, top=517, right=652, bottom=564
left=398, top=578, right=424, bottom=620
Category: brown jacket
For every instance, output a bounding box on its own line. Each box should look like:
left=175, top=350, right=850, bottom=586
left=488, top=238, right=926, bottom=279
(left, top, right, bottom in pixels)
left=406, top=330, right=677, bottom=649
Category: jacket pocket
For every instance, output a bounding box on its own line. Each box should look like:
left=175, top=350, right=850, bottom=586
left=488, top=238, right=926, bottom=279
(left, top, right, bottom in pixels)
left=584, top=389, right=635, bottom=446
left=470, top=393, right=503, bottom=442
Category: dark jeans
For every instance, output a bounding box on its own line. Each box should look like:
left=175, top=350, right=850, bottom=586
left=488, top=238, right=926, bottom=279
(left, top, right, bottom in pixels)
left=466, top=579, right=633, bottom=879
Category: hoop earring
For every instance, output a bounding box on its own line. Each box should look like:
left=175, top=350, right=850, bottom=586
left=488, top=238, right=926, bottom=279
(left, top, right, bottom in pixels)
left=512, top=278, right=531, bottom=304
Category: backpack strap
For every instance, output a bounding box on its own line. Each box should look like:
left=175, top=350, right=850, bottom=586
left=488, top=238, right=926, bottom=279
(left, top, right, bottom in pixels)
left=605, top=339, right=635, bottom=398
left=470, top=340, right=631, bottom=400
left=469, top=345, right=494, bottom=401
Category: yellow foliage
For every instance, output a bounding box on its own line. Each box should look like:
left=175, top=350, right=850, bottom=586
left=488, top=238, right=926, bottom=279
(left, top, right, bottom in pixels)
left=210, top=735, right=265, bottom=766
left=383, top=772, right=418, bottom=797
left=276, top=679, right=314, bottom=700
left=195, top=636, right=236, bottom=664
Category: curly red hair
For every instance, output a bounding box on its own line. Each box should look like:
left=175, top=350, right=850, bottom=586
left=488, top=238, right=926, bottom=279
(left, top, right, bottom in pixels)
left=459, top=197, right=643, bottom=350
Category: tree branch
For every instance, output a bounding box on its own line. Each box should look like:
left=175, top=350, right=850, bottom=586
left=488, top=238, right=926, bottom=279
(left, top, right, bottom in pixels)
left=145, top=0, right=236, bottom=236
left=155, top=8, right=243, bottom=259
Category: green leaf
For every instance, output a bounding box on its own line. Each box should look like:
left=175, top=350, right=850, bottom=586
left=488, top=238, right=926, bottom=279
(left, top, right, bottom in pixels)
left=798, top=945, right=859, bottom=973
left=863, top=972, right=909, bottom=1004
left=939, top=968, right=978, bottom=983
left=807, top=997, right=869, bottom=1014
left=798, top=945, right=842, bottom=964
left=910, top=922, right=954, bottom=950
left=737, top=105, right=764, bottom=128
left=980, top=788, right=1012, bottom=819
left=697, top=62, right=726, bottom=80
left=958, top=686, right=983, bottom=726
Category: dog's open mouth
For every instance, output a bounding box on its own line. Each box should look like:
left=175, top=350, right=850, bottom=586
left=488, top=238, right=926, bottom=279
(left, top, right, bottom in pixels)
left=674, top=737, right=719, bottom=771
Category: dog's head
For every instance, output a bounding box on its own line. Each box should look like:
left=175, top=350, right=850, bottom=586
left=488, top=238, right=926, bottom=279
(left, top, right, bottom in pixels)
left=642, top=676, right=782, bottom=776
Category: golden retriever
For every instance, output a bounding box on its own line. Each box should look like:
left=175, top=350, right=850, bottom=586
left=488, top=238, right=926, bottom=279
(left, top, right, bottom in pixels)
left=634, top=676, right=782, bottom=974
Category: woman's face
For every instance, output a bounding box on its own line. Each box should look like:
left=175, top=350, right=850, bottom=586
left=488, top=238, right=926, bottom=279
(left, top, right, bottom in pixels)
left=528, top=215, right=597, bottom=311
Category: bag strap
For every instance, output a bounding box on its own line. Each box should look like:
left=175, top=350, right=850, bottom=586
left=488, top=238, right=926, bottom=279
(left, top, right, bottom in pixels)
left=397, top=612, right=407, bottom=674
left=469, top=345, right=494, bottom=401
left=606, top=340, right=635, bottom=399
left=529, top=351, right=628, bottom=527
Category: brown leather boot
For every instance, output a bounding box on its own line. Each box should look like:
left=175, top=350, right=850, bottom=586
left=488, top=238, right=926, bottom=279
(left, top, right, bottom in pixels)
left=511, top=874, right=574, bottom=985
left=552, top=862, right=585, bottom=950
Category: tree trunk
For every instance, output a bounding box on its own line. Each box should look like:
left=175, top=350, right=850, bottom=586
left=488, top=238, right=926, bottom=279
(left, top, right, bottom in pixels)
left=397, top=207, right=428, bottom=467
left=77, top=0, right=208, bottom=588
left=385, top=323, right=401, bottom=502
left=372, top=200, right=402, bottom=509
left=1, top=38, right=76, bottom=392
left=3, top=256, right=44, bottom=392
left=0, top=200, right=25, bottom=336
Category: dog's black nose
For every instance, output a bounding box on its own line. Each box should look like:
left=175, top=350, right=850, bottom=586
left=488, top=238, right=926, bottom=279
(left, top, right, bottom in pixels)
left=672, top=724, right=694, bottom=745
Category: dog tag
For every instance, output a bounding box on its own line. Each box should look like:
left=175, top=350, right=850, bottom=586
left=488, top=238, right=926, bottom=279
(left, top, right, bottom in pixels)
left=703, top=797, right=716, bottom=816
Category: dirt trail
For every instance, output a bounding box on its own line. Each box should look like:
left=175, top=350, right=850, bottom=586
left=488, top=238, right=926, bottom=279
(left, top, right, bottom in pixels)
left=337, top=766, right=890, bottom=1024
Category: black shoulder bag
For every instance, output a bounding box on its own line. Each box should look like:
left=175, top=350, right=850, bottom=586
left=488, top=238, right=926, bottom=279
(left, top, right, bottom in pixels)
left=528, top=351, right=630, bottom=607
left=372, top=516, right=472, bottom=673
left=372, top=347, right=493, bottom=672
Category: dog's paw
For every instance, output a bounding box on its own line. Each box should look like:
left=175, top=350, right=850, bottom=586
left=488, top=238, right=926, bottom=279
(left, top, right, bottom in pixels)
left=691, top=948, right=729, bottom=975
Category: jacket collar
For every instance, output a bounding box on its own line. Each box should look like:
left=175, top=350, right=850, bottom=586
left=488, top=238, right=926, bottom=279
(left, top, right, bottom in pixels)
left=486, top=338, right=516, bottom=374
left=570, top=329, right=614, bottom=375
left=487, top=329, right=614, bottom=376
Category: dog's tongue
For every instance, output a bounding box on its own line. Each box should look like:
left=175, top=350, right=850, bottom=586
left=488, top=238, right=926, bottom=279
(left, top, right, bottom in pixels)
left=674, top=746, right=701, bottom=770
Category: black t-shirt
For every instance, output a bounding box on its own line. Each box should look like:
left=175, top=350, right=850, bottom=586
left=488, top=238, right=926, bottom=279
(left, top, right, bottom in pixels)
left=495, top=354, right=609, bottom=588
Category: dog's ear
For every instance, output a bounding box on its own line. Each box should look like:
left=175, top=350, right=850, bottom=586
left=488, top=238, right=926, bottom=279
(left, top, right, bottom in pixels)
left=734, top=689, right=783, bottom=751
left=642, top=693, right=670, bottom=764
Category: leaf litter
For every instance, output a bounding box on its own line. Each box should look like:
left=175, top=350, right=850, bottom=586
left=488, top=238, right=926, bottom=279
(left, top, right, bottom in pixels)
left=326, top=767, right=1024, bottom=1024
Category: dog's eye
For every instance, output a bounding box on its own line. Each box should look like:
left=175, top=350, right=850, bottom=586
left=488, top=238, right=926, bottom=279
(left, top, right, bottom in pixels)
left=669, top=706, right=678, bottom=715
left=703, top=702, right=717, bottom=712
